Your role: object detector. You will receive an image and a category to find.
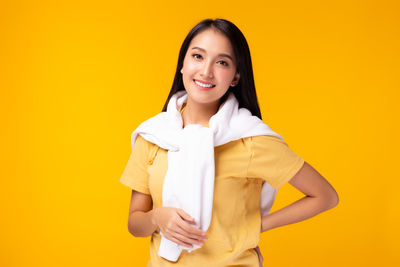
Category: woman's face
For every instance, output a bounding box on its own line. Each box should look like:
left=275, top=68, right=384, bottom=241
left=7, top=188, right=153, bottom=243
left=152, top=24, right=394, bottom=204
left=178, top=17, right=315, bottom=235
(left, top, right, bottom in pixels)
left=181, top=28, right=240, bottom=105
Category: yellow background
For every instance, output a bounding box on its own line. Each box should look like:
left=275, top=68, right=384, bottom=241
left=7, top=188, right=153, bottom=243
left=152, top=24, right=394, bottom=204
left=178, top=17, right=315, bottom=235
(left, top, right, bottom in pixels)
left=1, top=0, right=399, bottom=266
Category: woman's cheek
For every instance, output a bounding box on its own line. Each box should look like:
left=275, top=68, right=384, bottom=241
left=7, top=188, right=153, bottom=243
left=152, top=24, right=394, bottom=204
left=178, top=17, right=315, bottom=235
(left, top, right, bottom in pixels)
left=219, top=71, right=235, bottom=86
left=182, top=61, right=198, bottom=75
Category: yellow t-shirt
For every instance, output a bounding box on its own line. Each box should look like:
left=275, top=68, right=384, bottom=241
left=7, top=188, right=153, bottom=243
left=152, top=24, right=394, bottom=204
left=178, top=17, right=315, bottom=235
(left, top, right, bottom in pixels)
left=120, top=116, right=304, bottom=267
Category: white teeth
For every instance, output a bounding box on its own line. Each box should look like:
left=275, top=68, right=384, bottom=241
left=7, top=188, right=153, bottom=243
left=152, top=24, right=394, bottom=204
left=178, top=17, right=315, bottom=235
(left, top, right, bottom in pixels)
left=195, top=80, right=214, bottom=88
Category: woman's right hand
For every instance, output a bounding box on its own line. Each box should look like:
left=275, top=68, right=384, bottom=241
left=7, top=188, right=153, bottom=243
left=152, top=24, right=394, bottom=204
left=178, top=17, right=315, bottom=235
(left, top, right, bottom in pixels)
left=152, top=207, right=207, bottom=248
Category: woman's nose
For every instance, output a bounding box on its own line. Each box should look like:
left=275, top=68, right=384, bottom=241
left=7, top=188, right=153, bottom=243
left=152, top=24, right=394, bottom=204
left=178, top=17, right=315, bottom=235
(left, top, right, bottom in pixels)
left=200, top=61, right=214, bottom=79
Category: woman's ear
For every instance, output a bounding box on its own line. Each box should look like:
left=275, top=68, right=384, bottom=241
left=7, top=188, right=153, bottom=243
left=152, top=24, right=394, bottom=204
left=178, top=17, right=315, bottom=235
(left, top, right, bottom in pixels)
left=231, top=72, right=240, bottom=86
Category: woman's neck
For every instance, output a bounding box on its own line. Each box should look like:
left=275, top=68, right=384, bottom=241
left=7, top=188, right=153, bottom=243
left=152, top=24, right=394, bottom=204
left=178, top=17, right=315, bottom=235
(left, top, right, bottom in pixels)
left=181, top=97, right=221, bottom=128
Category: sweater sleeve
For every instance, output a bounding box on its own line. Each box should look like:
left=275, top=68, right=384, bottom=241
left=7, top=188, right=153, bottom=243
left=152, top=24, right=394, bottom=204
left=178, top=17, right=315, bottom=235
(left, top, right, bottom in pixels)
left=119, top=135, right=152, bottom=195
left=247, top=135, right=305, bottom=189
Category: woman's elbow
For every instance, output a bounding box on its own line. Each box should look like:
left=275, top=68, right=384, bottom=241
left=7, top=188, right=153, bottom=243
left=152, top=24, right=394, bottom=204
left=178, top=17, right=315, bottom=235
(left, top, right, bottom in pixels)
left=127, top=216, right=141, bottom=237
left=326, top=188, right=339, bottom=209
left=128, top=224, right=146, bottom=237
left=127, top=221, right=137, bottom=237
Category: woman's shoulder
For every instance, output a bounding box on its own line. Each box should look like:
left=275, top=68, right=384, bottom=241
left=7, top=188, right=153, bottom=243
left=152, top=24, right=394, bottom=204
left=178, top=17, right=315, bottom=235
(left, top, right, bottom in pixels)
left=135, top=134, right=163, bottom=148
left=244, top=135, right=288, bottom=146
left=216, top=135, right=286, bottom=151
left=130, top=134, right=163, bottom=166
left=136, top=134, right=153, bottom=146
left=134, top=135, right=162, bottom=161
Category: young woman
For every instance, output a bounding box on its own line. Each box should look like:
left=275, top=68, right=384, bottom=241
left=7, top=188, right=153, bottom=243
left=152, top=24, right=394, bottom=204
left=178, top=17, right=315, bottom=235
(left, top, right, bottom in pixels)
left=120, top=18, right=339, bottom=266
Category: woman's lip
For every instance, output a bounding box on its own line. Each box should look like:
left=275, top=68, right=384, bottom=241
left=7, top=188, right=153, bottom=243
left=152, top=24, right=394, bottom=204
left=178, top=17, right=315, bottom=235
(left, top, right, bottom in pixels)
left=194, top=79, right=215, bottom=86
left=193, top=79, right=215, bottom=90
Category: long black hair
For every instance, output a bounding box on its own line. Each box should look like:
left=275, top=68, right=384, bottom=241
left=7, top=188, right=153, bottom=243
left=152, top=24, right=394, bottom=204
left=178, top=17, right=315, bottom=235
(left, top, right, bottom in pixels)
left=161, top=18, right=263, bottom=120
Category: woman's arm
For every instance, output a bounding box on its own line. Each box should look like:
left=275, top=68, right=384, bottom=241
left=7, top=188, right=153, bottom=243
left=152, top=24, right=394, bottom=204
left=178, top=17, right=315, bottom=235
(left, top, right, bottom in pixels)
left=127, top=190, right=158, bottom=237
left=261, top=161, right=339, bottom=233
left=127, top=190, right=206, bottom=247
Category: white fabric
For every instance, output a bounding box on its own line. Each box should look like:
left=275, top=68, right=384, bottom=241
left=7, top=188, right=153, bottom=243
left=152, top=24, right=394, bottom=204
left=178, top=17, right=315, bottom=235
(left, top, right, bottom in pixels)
left=130, top=90, right=284, bottom=262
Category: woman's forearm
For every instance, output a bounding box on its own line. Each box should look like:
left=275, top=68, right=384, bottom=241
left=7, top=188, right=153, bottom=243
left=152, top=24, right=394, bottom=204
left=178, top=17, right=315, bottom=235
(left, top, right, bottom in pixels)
left=261, top=195, right=338, bottom=233
left=128, top=208, right=158, bottom=237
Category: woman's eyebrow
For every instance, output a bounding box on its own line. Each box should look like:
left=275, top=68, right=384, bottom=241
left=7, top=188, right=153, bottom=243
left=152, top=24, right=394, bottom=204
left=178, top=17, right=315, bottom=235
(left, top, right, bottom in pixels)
left=191, top=47, right=233, bottom=61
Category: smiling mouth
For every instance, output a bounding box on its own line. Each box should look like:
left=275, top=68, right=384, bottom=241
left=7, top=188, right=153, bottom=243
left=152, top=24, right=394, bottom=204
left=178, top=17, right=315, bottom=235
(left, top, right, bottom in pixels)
left=193, top=79, right=215, bottom=88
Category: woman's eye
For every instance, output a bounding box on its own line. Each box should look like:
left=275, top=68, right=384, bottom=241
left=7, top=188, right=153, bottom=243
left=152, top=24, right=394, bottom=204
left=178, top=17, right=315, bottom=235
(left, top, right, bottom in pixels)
left=192, top=54, right=202, bottom=59
left=192, top=54, right=228, bottom=66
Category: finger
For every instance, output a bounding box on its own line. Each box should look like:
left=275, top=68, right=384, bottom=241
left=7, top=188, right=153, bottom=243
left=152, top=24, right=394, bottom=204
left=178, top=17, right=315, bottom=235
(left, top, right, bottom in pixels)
left=177, top=220, right=206, bottom=240
left=178, top=218, right=205, bottom=235
left=175, top=227, right=205, bottom=245
left=177, top=223, right=206, bottom=242
left=176, top=209, right=195, bottom=222
left=182, top=218, right=196, bottom=225
left=171, top=229, right=204, bottom=247
left=164, top=232, right=193, bottom=248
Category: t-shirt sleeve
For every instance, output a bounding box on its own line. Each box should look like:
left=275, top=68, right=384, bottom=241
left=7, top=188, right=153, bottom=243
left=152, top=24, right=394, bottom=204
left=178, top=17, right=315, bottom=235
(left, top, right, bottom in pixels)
left=247, top=135, right=305, bottom=189
left=119, top=134, right=152, bottom=195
